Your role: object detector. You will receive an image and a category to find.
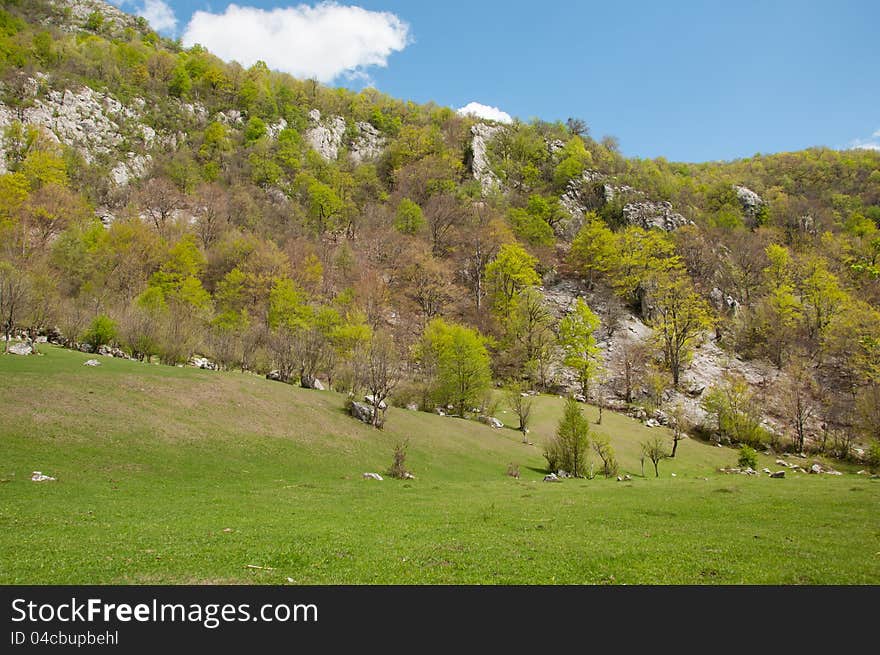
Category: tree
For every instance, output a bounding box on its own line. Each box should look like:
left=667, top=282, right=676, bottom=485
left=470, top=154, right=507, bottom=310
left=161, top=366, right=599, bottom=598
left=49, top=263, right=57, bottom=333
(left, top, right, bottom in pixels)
left=484, top=242, right=541, bottom=317
left=559, top=298, right=603, bottom=398
left=649, top=271, right=713, bottom=388
left=418, top=318, right=492, bottom=417
left=0, top=261, right=28, bottom=351
left=669, top=403, right=687, bottom=458
left=267, top=278, right=310, bottom=382
left=504, top=286, right=556, bottom=387
left=363, top=330, right=401, bottom=428
left=592, top=434, right=618, bottom=478
left=393, top=198, right=425, bottom=235
left=504, top=381, right=533, bottom=441
left=641, top=437, right=668, bottom=477
left=136, top=177, right=183, bottom=238
left=620, top=341, right=649, bottom=404
left=569, top=216, right=615, bottom=289
left=785, top=358, right=817, bottom=453
left=701, top=372, right=768, bottom=447
left=544, top=397, right=592, bottom=477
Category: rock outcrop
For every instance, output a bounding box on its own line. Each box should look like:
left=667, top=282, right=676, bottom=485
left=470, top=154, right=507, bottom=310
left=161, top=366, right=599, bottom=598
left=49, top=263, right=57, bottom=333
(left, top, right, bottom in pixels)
left=305, top=109, right=347, bottom=161
left=734, top=185, right=764, bottom=224
left=622, top=200, right=691, bottom=231
left=304, top=110, right=386, bottom=164
left=469, top=123, right=503, bottom=194
left=0, top=80, right=156, bottom=182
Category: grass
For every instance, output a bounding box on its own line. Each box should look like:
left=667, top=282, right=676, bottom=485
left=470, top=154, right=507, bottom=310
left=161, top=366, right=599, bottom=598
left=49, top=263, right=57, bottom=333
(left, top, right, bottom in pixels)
left=1, top=345, right=878, bottom=584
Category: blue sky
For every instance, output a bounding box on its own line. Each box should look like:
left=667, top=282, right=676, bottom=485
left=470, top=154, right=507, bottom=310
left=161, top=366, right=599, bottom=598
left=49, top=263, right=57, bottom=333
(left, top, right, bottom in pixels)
left=115, top=1, right=880, bottom=162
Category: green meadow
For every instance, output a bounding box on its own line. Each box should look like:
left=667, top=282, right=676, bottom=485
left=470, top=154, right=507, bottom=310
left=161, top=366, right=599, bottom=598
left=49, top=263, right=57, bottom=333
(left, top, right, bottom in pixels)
left=1, top=346, right=877, bottom=584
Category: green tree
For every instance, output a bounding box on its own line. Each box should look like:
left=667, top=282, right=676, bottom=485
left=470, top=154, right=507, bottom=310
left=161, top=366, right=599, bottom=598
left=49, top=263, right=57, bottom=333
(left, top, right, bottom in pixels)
left=569, top=215, right=616, bottom=288
left=649, top=271, right=713, bottom=388
left=394, top=198, right=425, bottom=234
left=484, top=242, right=541, bottom=317
left=544, top=396, right=592, bottom=477
left=558, top=298, right=603, bottom=398
left=418, top=318, right=492, bottom=417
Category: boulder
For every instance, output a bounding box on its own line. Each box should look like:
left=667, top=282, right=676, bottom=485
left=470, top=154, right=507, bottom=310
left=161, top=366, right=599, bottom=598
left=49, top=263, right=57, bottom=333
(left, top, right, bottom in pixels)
left=809, top=463, right=822, bottom=474
left=734, top=185, right=764, bottom=224
left=478, top=415, right=504, bottom=429
left=645, top=418, right=660, bottom=428
left=7, top=342, right=33, bottom=355
left=31, top=471, right=55, bottom=482
left=350, top=401, right=374, bottom=424
left=266, top=370, right=284, bottom=382
left=770, top=471, right=785, bottom=479
left=311, top=378, right=325, bottom=391
left=189, top=355, right=217, bottom=370
left=362, top=472, right=383, bottom=481
left=83, top=359, right=101, bottom=366
left=364, top=394, right=387, bottom=410
left=543, top=473, right=562, bottom=482
left=623, top=474, right=632, bottom=481
left=405, top=403, right=419, bottom=411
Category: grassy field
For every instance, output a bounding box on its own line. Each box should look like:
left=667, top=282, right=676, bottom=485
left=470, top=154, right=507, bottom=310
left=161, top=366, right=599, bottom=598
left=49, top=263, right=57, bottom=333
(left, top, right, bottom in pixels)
left=1, top=345, right=878, bottom=584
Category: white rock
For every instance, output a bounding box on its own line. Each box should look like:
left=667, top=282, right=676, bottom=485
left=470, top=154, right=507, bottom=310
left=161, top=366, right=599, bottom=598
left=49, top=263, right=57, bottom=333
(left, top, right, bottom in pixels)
left=362, top=472, right=383, bottom=481
left=7, top=342, right=33, bottom=355
left=83, top=359, right=101, bottom=366
left=31, top=471, right=56, bottom=482
left=469, top=123, right=504, bottom=193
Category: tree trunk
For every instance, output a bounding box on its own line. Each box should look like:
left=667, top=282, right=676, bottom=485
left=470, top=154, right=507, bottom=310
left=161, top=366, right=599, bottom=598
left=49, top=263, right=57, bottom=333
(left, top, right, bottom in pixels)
left=671, top=437, right=678, bottom=458
left=653, top=460, right=659, bottom=477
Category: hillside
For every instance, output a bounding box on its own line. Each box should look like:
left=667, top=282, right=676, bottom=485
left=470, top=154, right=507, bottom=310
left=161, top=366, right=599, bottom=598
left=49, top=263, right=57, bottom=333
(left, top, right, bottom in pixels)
left=0, top=0, right=879, bottom=526
left=2, top=346, right=878, bottom=584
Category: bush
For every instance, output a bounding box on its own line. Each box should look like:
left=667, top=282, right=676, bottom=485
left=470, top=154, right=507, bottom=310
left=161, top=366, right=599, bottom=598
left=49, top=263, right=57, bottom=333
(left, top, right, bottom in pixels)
left=387, top=440, right=411, bottom=479
left=737, top=444, right=758, bottom=470
left=867, top=441, right=880, bottom=473
left=81, top=314, right=117, bottom=350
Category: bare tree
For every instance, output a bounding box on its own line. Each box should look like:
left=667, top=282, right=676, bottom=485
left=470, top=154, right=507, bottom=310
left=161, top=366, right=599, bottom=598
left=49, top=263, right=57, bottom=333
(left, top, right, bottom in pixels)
left=785, top=358, right=817, bottom=453
left=136, top=177, right=183, bottom=238
left=192, top=182, right=229, bottom=249
left=641, top=437, right=669, bottom=477
left=0, top=262, right=28, bottom=351
left=364, top=331, right=401, bottom=429
left=424, top=192, right=464, bottom=256
left=620, top=341, right=649, bottom=404
left=504, top=381, right=534, bottom=442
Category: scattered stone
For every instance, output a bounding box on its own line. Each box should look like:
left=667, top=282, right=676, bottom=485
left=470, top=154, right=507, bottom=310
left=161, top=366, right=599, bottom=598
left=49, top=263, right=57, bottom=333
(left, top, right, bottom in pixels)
left=624, top=474, right=632, bottom=481
left=403, top=472, right=415, bottom=480
left=188, top=355, right=218, bottom=370
left=809, top=464, right=822, bottom=474
left=762, top=467, right=771, bottom=474
left=7, top=342, right=33, bottom=356
left=83, top=359, right=101, bottom=366
left=857, top=470, right=868, bottom=475
left=770, top=471, right=785, bottom=479
left=543, top=473, right=562, bottom=482
left=405, top=403, right=419, bottom=411
left=616, top=476, right=622, bottom=481
left=775, top=459, right=787, bottom=467
left=31, top=471, right=56, bottom=482
left=645, top=418, right=660, bottom=428
left=573, top=393, right=587, bottom=403
left=311, top=378, right=325, bottom=391
left=266, top=370, right=284, bottom=381
left=362, top=472, right=383, bottom=481
left=671, top=473, right=677, bottom=477
left=556, top=470, right=572, bottom=479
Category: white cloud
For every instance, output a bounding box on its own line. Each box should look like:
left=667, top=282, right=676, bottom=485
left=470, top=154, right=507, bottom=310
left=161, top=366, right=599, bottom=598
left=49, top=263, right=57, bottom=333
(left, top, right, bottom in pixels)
left=852, top=142, right=880, bottom=151
left=181, top=3, right=410, bottom=84
left=137, top=0, right=178, bottom=33
left=456, top=102, right=513, bottom=124
left=873, top=128, right=880, bottom=138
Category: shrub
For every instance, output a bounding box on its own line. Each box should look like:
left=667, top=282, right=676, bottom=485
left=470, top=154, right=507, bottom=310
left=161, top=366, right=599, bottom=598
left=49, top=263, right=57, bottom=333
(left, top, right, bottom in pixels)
left=81, top=314, right=117, bottom=350
left=737, top=444, right=758, bottom=470
left=387, top=440, right=410, bottom=479
left=866, top=441, right=880, bottom=472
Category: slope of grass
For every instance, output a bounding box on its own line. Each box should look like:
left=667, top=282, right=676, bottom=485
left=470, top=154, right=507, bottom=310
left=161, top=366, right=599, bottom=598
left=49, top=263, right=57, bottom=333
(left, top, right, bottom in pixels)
left=1, top=346, right=877, bottom=584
